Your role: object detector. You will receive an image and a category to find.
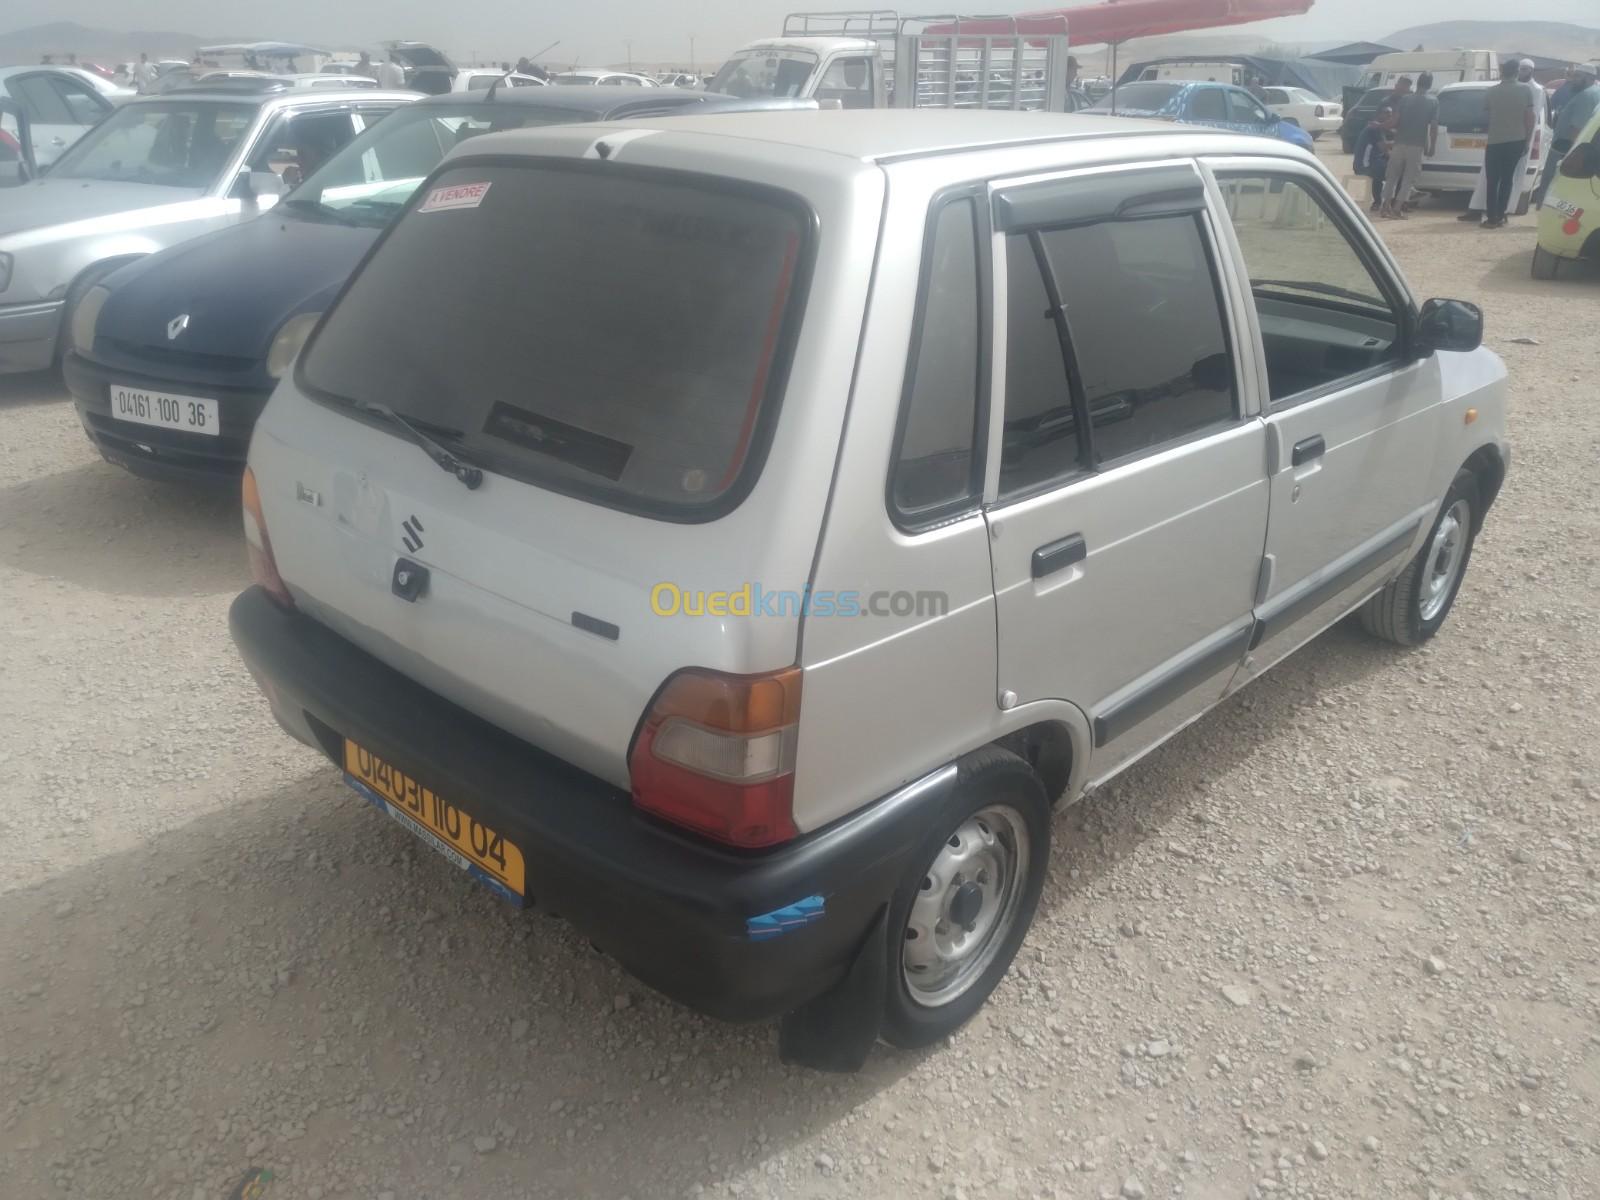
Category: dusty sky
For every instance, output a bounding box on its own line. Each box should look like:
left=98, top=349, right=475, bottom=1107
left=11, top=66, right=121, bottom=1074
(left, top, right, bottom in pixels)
left=12, top=0, right=1591, bottom=66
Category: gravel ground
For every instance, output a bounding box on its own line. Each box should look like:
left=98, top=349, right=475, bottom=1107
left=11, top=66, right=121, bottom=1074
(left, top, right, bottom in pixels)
left=2, top=149, right=1597, bottom=1200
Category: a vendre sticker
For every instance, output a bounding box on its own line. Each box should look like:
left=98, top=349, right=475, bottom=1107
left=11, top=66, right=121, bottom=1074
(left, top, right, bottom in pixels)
left=418, top=181, right=492, bottom=213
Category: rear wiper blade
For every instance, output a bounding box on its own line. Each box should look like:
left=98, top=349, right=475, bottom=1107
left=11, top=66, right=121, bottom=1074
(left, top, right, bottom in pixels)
left=354, top=401, right=484, bottom=490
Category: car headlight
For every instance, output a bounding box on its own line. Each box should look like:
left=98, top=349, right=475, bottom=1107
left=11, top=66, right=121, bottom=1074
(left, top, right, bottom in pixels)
left=0, top=252, right=13, bottom=293
left=69, top=285, right=111, bottom=354
left=265, top=312, right=322, bottom=379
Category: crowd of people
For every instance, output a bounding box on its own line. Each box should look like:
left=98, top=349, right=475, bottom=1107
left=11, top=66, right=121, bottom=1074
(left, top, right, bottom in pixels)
left=1353, top=59, right=1598, bottom=227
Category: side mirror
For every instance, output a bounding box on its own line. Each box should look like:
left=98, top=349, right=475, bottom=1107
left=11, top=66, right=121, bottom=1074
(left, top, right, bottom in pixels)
left=1416, top=298, right=1483, bottom=355
left=231, top=169, right=288, bottom=203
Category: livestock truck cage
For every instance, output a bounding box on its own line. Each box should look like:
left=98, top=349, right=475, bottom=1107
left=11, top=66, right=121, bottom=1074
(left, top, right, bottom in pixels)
left=781, top=10, right=1075, bottom=111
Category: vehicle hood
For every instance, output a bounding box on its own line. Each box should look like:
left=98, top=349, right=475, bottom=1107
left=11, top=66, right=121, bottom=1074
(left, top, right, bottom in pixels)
left=0, top=178, right=206, bottom=241
left=96, top=212, right=380, bottom=361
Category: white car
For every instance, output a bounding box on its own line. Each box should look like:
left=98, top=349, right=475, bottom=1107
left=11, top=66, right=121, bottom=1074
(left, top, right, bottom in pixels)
left=232, top=110, right=1508, bottom=1068
left=452, top=70, right=547, bottom=92
left=0, top=66, right=117, bottom=168
left=1261, top=86, right=1341, bottom=138
left=551, top=69, right=658, bottom=87
left=1418, top=80, right=1552, bottom=213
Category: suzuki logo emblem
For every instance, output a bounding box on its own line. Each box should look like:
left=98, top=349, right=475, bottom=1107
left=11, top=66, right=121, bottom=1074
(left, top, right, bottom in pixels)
left=166, top=314, right=190, bottom=340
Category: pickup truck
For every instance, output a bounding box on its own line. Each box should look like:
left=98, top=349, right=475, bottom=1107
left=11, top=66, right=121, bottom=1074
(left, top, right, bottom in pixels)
left=708, top=10, right=1075, bottom=112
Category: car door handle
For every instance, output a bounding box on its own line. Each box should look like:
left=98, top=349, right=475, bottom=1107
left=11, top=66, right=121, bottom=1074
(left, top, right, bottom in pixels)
left=1291, top=435, right=1326, bottom=466
left=1032, top=533, right=1087, bottom=579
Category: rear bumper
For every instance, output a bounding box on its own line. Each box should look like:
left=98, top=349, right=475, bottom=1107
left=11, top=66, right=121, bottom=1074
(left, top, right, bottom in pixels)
left=63, top=350, right=269, bottom=485
left=229, top=586, right=941, bottom=1022
left=0, top=300, right=63, bottom=375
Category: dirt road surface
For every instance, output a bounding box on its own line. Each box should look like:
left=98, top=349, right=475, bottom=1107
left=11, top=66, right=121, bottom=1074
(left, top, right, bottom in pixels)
left=2, top=150, right=1597, bottom=1200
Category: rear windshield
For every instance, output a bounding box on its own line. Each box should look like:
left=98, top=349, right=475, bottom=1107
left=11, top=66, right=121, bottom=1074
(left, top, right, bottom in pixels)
left=1088, top=83, right=1181, bottom=112
left=300, top=163, right=809, bottom=518
left=1437, top=89, right=1489, bottom=133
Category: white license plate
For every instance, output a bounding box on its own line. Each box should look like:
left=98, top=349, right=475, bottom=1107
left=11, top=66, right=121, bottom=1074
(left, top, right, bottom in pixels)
left=1549, top=197, right=1579, bottom=218
left=108, top=384, right=219, bottom=437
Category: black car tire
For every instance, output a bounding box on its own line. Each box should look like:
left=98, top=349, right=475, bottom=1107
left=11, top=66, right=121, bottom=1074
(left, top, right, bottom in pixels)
left=881, top=747, right=1050, bottom=1049
left=1360, top=471, right=1479, bottom=646
left=1531, top=244, right=1562, bottom=280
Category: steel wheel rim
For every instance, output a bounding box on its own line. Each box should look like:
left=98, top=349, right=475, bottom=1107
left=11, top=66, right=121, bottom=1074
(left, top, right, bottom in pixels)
left=901, top=804, right=1030, bottom=1008
left=1419, top=499, right=1471, bottom=622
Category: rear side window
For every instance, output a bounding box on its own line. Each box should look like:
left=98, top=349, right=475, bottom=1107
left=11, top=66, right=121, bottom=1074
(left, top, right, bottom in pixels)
left=999, top=214, right=1235, bottom=499
left=889, top=196, right=984, bottom=527
left=301, top=163, right=810, bottom=519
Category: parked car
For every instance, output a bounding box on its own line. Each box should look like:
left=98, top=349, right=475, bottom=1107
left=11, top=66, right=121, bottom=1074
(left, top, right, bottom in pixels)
left=1087, top=81, right=1314, bottom=149
left=1532, top=102, right=1600, bottom=279
left=452, top=69, right=546, bottom=92
left=59, top=65, right=137, bottom=105
left=1260, top=85, right=1341, bottom=138
left=1340, top=87, right=1398, bottom=152
left=62, top=87, right=815, bottom=480
left=656, top=72, right=701, bottom=89
left=0, top=65, right=116, bottom=169
left=382, top=42, right=459, bottom=96
left=552, top=69, right=659, bottom=87
left=229, top=110, right=1507, bottom=1067
left=1417, top=81, right=1551, bottom=214
left=0, top=86, right=415, bottom=375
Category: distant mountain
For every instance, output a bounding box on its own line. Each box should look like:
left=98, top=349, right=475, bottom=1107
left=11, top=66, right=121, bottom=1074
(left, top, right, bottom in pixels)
left=0, top=21, right=261, bottom=65
left=1383, top=20, right=1600, bottom=61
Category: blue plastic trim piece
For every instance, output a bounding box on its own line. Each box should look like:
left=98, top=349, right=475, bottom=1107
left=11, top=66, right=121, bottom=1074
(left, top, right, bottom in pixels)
left=746, top=894, right=826, bottom=940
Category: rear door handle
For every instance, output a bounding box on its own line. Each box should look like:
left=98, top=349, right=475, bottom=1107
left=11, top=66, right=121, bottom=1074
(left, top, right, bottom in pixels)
left=1291, top=435, right=1326, bottom=466
left=1032, top=533, right=1086, bottom=579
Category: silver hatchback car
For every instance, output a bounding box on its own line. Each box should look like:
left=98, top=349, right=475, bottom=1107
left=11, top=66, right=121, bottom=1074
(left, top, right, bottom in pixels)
left=230, top=111, right=1509, bottom=1069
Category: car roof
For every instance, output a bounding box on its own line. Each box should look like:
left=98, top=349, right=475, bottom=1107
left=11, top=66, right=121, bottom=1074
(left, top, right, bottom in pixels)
left=469, top=108, right=1289, bottom=166
left=409, top=84, right=717, bottom=114
left=123, top=88, right=416, bottom=109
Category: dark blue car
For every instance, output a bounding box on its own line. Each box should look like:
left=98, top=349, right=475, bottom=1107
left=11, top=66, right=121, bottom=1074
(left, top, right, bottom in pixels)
left=1087, top=81, right=1315, bottom=151
left=63, top=86, right=812, bottom=483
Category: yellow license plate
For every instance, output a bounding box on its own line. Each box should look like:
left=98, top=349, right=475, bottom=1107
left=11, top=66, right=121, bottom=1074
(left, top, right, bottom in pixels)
left=1452, top=137, right=1487, bottom=150
left=343, top=740, right=526, bottom=904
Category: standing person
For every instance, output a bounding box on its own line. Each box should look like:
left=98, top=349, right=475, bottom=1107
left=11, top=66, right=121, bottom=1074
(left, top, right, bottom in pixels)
left=1382, top=73, right=1438, bottom=219
left=356, top=51, right=374, bottom=78
left=376, top=53, right=407, bottom=90
left=1479, top=61, right=1537, bottom=228
left=133, top=52, right=159, bottom=94
left=1534, top=63, right=1598, bottom=208
left=1353, top=112, right=1393, bottom=212
left=1461, top=59, right=1548, bottom=222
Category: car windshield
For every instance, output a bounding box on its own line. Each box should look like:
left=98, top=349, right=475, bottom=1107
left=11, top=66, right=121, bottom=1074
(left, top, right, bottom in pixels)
left=1087, top=82, right=1181, bottom=112
left=47, top=100, right=257, bottom=186
left=1437, top=89, right=1490, bottom=133
left=301, top=162, right=809, bottom=516
left=708, top=50, right=819, bottom=99
left=285, top=105, right=592, bottom=225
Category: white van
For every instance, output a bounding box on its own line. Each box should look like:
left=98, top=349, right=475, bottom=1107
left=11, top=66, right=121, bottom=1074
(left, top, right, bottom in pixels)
left=1138, top=61, right=1246, bottom=86
left=1419, top=80, right=1551, bottom=211
left=1361, top=50, right=1496, bottom=91
left=231, top=110, right=1510, bottom=1069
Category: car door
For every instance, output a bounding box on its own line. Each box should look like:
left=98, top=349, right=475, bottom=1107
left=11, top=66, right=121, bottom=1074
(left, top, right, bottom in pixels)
left=1187, top=85, right=1230, bottom=130
left=984, top=162, right=1269, bottom=783
left=1205, top=157, right=1440, bottom=678
left=0, top=99, right=35, bottom=187
left=5, top=72, right=91, bottom=166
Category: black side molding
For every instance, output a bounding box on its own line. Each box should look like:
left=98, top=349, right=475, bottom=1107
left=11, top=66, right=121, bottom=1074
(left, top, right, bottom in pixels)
left=1292, top=435, right=1326, bottom=466
left=1249, top=515, right=1421, bottom=650
left=1032, top=533, right=1087, bottom=580
left=1092, top=619, right=1253, bottom=748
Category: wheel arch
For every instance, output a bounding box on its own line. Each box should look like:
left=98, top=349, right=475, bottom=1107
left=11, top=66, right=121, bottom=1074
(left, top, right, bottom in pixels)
left=994, top=717, right=1080, bottom=805
left=1460, top=442, right=1507, bottom=532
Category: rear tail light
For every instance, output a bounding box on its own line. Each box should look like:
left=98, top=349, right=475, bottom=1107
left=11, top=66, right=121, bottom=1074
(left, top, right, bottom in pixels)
left=242, top=466, right=294, bottom=610
left=629, top=666, right=802, bottom=848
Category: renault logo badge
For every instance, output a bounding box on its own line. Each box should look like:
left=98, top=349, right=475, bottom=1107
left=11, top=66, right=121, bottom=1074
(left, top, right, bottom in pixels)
left=166, top=314, right=190, bottom=340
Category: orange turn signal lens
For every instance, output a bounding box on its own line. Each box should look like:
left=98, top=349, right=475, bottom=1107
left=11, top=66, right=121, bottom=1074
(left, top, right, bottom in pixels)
left=242, top=467, right=294, bottom=610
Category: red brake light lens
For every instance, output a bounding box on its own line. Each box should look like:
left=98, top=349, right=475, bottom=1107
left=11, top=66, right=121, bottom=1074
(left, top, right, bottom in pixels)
left=242, top=466, right=294, bottom=610
left=629, top=666, right=802, bottom=848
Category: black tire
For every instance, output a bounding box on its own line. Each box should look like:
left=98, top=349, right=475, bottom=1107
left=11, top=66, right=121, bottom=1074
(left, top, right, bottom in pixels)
left=880, top=746, right=1050, bottom=1049
left=1513, top=189, right=1532, bottom=217
left=1531, top=243, right=1561, bottom=280
left=1359, top=471, right=1479, bottom=646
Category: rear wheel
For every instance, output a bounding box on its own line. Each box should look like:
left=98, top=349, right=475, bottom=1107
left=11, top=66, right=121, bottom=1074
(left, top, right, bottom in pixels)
left=1531, top=243, right=1562, bottom=279
left=881, top=748, right=1050, bottom=1049
left=1359, top=471, right=1479, bottom=646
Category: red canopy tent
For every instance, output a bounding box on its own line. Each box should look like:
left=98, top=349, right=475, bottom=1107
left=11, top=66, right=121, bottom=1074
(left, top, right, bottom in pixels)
left=932, top=0, right=1315, bottom=108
